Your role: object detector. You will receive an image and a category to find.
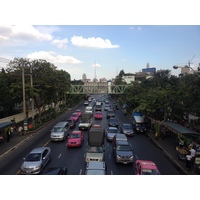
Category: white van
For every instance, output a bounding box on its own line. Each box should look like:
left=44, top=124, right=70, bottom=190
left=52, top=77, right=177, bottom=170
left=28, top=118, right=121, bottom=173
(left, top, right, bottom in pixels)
left=50, top=122, right=69, bottom=141
left=85, top=106, right=93, bottom=114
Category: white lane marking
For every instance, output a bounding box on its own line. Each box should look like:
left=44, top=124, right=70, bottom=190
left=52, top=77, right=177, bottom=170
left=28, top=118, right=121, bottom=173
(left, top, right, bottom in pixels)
left=135, top=154, right=138, bottom=160
left=109, top=154, right=111, bottom=159
left=79, top=169, right=82, bottom=175
left=111, top=170, right=113, bottom=175
left=58, top=154, right=62, bottom=158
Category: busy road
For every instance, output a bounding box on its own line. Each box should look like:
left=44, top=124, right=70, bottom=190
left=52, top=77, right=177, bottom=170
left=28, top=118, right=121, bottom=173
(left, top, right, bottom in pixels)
left=0, top=95, right=182, bottom=175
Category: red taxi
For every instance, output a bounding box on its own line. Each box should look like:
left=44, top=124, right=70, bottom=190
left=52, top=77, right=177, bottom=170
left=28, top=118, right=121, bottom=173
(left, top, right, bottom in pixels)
left=135, top=160, right=160, bottom=175
left=70, top=113, right=79, bottom=122
left=74, top=109, right=82, bottom=117
left=94, top=111, right=103, bottom=119
left=66, top=131, right=84, bottom=147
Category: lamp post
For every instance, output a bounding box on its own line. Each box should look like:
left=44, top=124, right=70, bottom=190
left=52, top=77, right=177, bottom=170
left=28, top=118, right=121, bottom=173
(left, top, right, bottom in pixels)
left=173, top=55, right=200, bottom=78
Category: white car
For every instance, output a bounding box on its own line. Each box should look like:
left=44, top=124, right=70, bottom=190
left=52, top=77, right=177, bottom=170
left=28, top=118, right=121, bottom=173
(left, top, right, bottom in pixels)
left=21, top=147, right=51, bottom=175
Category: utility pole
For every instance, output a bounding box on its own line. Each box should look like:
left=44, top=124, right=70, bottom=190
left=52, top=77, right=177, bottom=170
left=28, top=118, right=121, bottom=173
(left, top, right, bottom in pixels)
left=30, top=64, right=34, bottom=127
left=22, top=63, right=27, bottom=134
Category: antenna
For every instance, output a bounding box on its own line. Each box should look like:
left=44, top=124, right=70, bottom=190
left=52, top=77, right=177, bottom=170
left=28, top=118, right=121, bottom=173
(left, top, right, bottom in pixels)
left=94, top=60, right=97, bottom=79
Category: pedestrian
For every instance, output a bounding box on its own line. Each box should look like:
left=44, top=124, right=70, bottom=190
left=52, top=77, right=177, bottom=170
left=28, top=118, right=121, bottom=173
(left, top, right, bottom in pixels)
left=6, top=127, right=11, bottom=142
left=186, top=153, right=192, bottom=171
left=189, top=147, right=196, bottom=167
left=10, top=126, right=14, bottom=138
left=18, top=126, right=23, bottom=136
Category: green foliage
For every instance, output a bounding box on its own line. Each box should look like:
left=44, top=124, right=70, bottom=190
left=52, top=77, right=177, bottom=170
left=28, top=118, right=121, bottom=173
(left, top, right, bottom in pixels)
left=115, top=69, right=200, bottom=122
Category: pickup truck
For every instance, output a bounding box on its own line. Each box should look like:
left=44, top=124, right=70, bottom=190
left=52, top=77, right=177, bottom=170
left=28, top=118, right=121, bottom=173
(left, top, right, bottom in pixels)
left=85, top=146, right=104, bottom=162
left=78, top=113, right=92, bottom=130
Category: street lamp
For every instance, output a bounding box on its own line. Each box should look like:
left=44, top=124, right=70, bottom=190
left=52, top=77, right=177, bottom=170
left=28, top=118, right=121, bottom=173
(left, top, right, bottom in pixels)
left=173, top=56, right=200, bottom=78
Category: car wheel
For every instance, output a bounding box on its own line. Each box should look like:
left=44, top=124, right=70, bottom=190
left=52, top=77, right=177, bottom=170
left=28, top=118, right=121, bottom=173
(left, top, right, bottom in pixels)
left=40, top=165, right=44, bottom=174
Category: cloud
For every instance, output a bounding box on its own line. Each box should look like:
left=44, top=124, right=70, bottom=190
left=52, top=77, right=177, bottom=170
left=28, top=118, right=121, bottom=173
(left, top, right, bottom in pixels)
left=27, top=51, right=82, bottom=64
left=71, top=36, right=119, bottom=48
left=92, top=63, right=101, bottom=67
left=0, top=25, right=52, bottom=45
left=129, top=26, right=142, bottom=31
left=51, top=38, right=69, bottom=49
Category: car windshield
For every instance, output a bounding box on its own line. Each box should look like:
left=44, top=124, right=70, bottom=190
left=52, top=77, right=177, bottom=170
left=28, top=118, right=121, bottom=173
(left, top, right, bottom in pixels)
left=88, top=146, right=103, bottom=153
left=116, top=145, right=132, bottom=151
left=69, top=134, right=80, bottom=138
left=142, top=169, right=160, bottom=175
left=52, top=127, right=64, bottom=132
left=109, top=119, right=117, bottom=122
left=108, top=111, right=114, bottom=114
left=123, top=124, right=132, bottom=129
left=108, top=128, right=118, bottom=133
left=72, top=114, right=78, bottom=117
left=25, top=153, right=41, bottom=162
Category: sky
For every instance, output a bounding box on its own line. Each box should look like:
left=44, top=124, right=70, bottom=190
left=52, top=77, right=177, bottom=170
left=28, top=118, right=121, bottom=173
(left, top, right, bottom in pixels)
left=0, top=1, right=200, bottom=81
left=1, top=25, right=199, bottom=81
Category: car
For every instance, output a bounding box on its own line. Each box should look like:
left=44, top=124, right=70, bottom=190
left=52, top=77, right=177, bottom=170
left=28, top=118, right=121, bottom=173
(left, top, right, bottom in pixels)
left=94, top=111, right=103, bottom=119
left=85, top=161, right=107, bottom=175
left=85, top=106, right=93, bottom=114
left=106, top=110, right=115, bottom=119
left=43, top=167, right=68, bottom=175
left=120, top=123, right=134, bottom=136
left=113, top=141, right=134, bottom=164
left=104, top=105, right=111, bottom=111
left=135, top=160, right=161, bottom=175
left=134, top=123, right=147, bottom=133
left=66, top=130, right=84, bottom=147
left=74, top=109, right=82, bottom=117
left=84, top=101, right=89, bottom=106
left=50, top=122, right=69, bottom=141
left=105, top=99, right=109, bottom=104
left=106, top=127, right=120, bottom=141
left=108, top=117, right=119, bottom=128
left=95, top=104, right=102, bottom=111
left=67, top=119, right=76, bottom=129
left=70, top=112, right=79, bottom=122
left=21, top=147, right=51, bottom=175
left=113, top=133, right=128, bottom=149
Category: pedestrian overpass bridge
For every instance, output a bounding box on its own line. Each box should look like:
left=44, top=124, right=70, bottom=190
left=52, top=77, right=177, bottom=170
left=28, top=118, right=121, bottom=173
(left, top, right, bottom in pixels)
left=69, top=82, right=130, bottom=94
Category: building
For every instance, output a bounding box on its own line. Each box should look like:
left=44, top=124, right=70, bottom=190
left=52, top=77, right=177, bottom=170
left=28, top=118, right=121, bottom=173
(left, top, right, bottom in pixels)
left=82, top=73, right=87, bottom=82
left=122, top=73, right=135, bottom=84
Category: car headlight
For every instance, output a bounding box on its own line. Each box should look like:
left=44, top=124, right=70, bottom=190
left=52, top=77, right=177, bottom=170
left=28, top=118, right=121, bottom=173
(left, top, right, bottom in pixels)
left=116, top=155, right=121, bottom=159
left=130, top=156, right=134, bottom=159
left=34, top=165, right=40, bottom=170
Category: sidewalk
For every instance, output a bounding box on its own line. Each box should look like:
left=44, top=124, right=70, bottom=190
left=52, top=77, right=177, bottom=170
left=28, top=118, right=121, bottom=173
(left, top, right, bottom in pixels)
left=146, top=130, right=197, bottom=175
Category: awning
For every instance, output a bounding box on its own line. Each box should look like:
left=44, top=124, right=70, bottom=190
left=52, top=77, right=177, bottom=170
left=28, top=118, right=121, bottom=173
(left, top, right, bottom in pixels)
left=164, top=121, right=200, bottom=143
left=0, top=122, right=15, bottom=130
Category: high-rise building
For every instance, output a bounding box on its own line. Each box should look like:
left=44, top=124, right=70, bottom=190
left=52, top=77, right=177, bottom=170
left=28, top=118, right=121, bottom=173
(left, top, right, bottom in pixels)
left=82, top=73, right=87, bottom=82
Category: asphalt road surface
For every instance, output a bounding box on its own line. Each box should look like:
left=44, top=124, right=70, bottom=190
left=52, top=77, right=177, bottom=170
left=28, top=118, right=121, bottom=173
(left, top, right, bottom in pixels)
left=0, top=94, right=182, bottom=175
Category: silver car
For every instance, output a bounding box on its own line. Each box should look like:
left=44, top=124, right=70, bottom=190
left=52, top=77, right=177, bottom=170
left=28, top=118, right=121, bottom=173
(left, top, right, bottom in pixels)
left=120, top=123, right=134, bottom=136
left=106, top=127, right=120, bottom=141
left=21, top=147, right=51, bottom=175
left=85, top=161, right=107, bottom=175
